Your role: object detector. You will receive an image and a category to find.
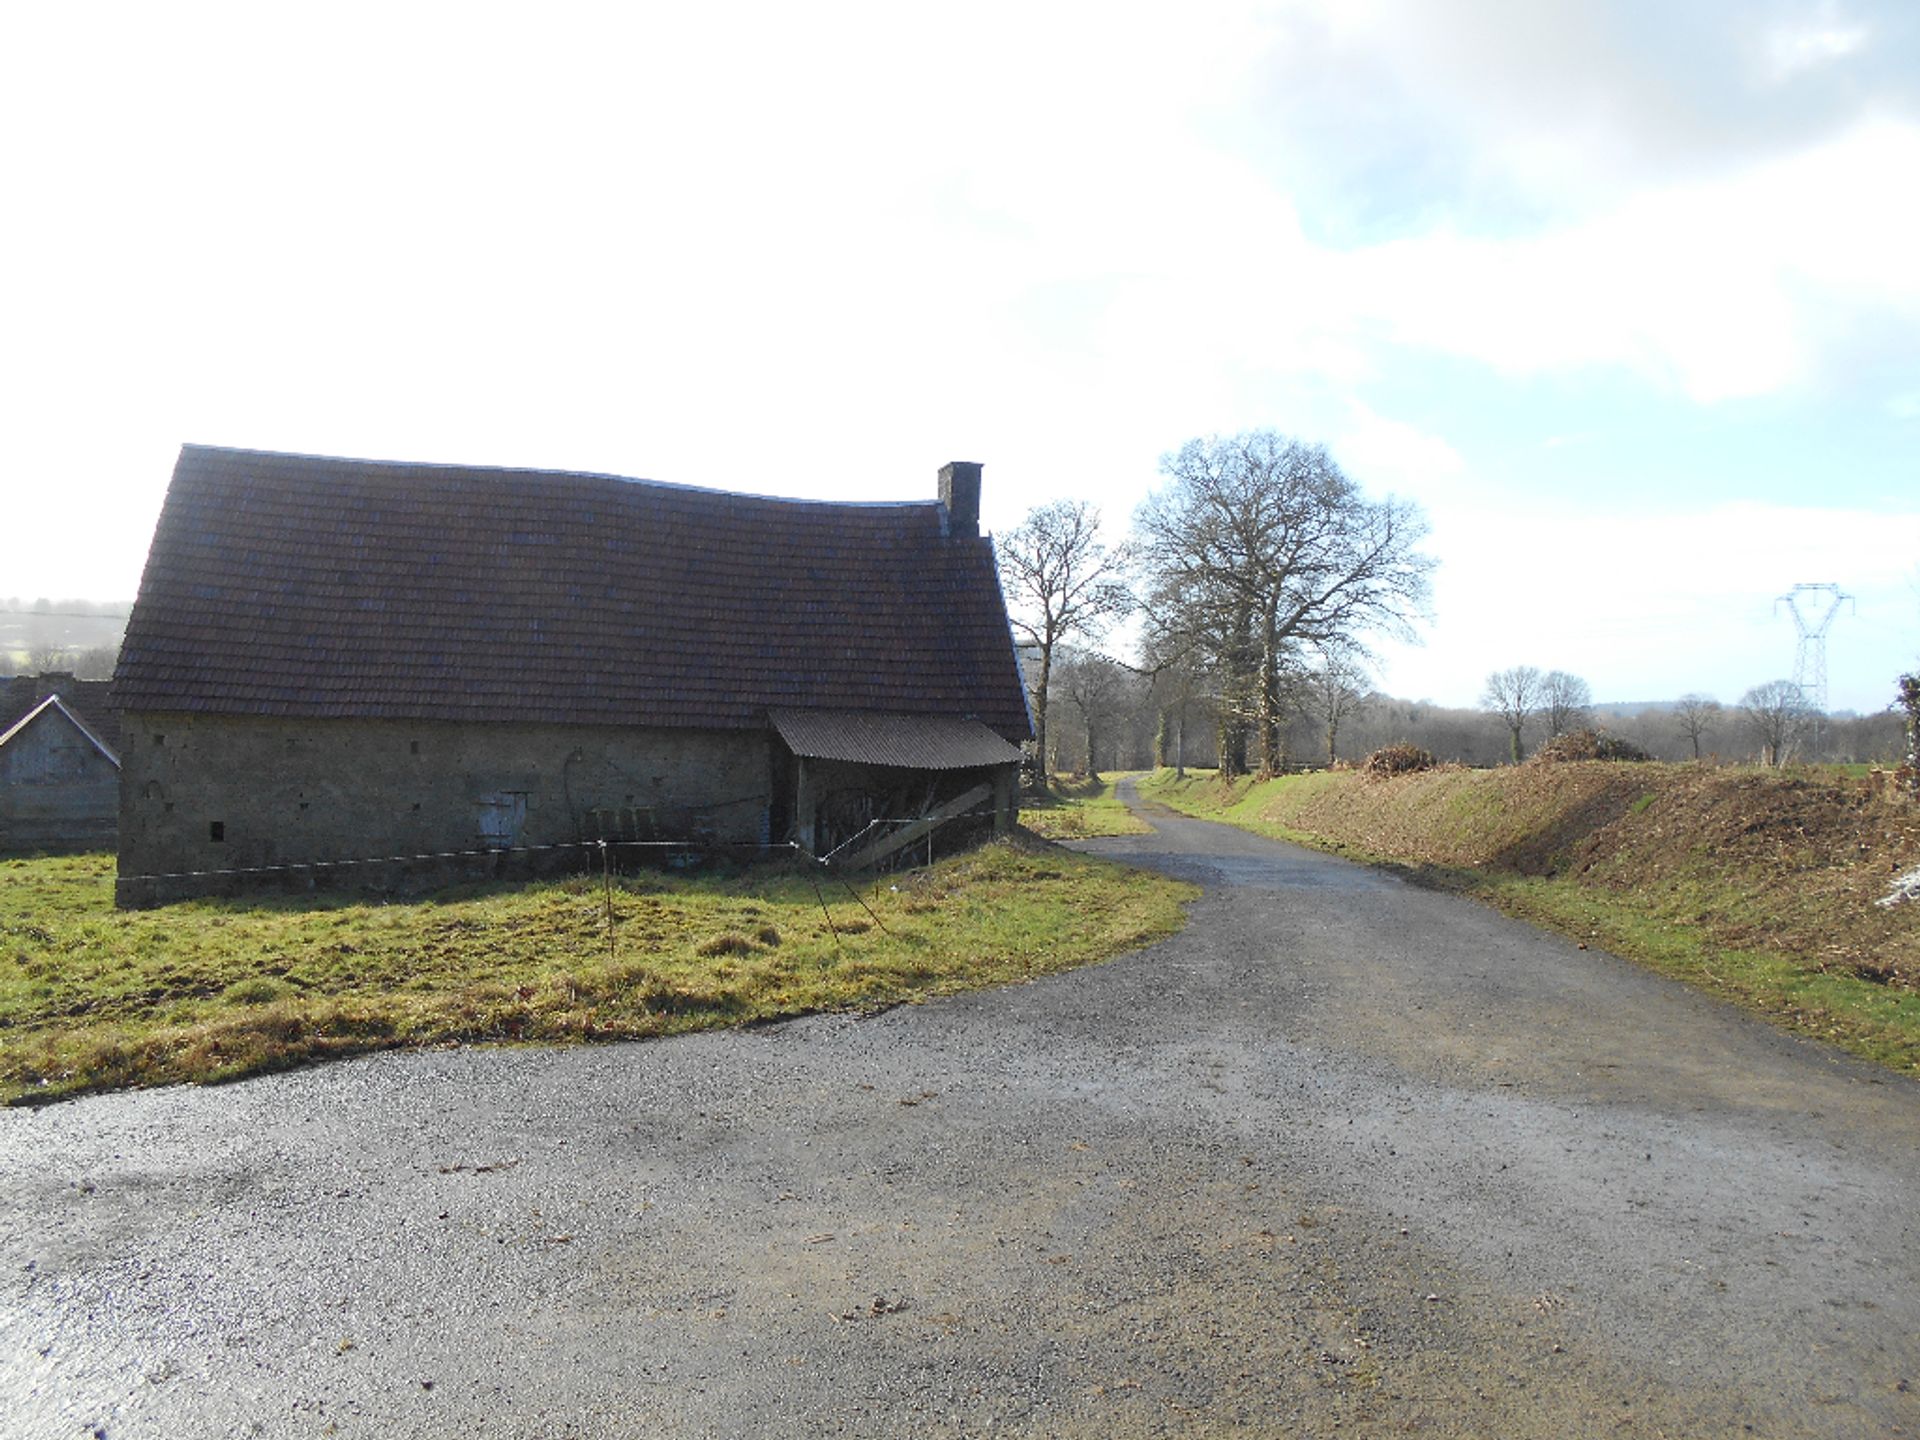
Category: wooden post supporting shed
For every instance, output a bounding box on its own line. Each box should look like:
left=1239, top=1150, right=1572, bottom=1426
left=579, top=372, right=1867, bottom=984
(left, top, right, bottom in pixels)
left=769, top=709, right=1025, bottom=865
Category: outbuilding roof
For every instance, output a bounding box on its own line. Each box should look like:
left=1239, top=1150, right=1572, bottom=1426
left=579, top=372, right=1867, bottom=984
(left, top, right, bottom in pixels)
left=771, top=709, right=1026, bottom=770
left=0, top=694, right=121, bottom=767
left=1, top=676, right=119, bottom=755
left=114, top=446, right=1032, bottom=740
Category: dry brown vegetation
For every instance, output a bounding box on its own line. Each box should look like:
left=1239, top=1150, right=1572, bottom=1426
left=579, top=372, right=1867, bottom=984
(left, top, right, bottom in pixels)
left=1361, top=742, right=1439, bottom=776
left=1528, top=728, right=1652, bottom=764
left=1143, top=763, right=1920, bottom=1071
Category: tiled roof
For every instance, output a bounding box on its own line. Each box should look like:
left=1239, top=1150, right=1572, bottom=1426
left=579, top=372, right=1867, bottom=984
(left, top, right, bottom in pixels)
left=0, top=694, right=121, bottom=767
left=771, top=709, right=1026, bottom=770
left=0, top=677, right=119, bottom=755
left=114, top=446, right=1033, bottom=739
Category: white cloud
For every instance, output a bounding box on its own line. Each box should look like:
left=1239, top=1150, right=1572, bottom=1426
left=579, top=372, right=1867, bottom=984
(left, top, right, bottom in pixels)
left=1763, top=7, right=1870, bottom=80
left=1333, top=404, right=1466, bottom=496
left=1322, top=120, right=1920, bottom=400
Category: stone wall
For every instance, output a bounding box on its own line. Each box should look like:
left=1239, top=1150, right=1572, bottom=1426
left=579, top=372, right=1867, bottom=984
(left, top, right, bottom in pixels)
left=0, top=709, right=119, bottom=853
left=117, top=713, right=772, bottom=905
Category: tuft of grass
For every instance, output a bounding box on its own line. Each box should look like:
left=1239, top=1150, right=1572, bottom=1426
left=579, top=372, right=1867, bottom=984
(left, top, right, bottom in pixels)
left=1019, top=772, right=1154, bottom=839
left=0, top=843, right=1193, bottom=1104
left=1141, top=765, right=1920, bottom=1075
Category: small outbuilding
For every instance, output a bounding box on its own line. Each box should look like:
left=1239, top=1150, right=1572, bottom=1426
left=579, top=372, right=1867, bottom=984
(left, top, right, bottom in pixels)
left=0, top=677, right=122, bottom=853
left=113, top=446, right=1031, bottom=904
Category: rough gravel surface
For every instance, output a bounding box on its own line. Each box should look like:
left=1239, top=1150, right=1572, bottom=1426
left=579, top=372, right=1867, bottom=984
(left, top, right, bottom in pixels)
left=3, top=783, right=1917, bottom=1438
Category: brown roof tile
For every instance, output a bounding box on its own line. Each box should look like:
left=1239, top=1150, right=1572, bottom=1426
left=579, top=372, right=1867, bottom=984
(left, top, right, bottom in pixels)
left=115, top=447, right=1033, bottom=740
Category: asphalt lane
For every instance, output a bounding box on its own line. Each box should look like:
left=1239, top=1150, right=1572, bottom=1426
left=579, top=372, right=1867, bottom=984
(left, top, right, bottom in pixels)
left=3, top=784, right=1917, bottom=1438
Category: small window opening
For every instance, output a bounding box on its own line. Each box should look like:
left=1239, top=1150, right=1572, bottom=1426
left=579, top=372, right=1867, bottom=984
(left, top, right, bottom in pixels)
left=410, top=740, right=420, bottom=755
left=411, top=801, right=421, bottom=811
left=209, top=821, right=225, bottom=843
left=153, top=733, right=165, bottom=746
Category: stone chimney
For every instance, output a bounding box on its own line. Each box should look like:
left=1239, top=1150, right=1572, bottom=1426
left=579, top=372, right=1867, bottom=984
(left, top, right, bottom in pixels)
left=939, top=461, right=982, bottom=537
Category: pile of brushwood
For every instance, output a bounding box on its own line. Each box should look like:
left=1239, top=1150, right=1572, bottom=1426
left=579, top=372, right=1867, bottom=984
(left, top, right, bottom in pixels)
left=1363, top=742, right=1439, bottom=777
left=1530, top=729, right=1652, bottom=764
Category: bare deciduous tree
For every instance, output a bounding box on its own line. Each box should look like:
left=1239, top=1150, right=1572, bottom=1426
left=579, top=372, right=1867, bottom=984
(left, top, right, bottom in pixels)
left=998, top=501, right=1133, bottom=795
left=1056, top=648, right=1131, bottom=781
left=1309, top=642, right=1371, bottom=767
left=1135, top=431, right=1432, bottom=777
left=69, top=645, right=119, bottom=680
left=1483, top=665, right=1543, bottom=764
left=1143, top=633, right=1205, bottom=779
left=25, top=642, right=69, bottom=673
left=1674, top=693, right=1723, bottom=761
left=1541, top=670, right=1592, bottom=738
left=1740, top=680, right=1809, bottom=767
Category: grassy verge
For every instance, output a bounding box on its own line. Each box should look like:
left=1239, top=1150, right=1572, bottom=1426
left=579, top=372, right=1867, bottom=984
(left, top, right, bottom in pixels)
left=1140, top=766, right=1920, bottom=1075
left=0, top=843, right=1194, bottom=1104
left=1017, top=772, right=1153, bottom=839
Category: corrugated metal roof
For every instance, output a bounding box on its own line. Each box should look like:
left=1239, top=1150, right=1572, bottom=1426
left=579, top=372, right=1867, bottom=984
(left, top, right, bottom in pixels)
left=771, top=709, right=1025, bottom=770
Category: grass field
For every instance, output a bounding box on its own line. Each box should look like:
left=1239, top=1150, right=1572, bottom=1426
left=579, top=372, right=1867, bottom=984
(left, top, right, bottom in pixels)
left=1017, top=773, right=1154, bottom=840
left=1141, top=765, right=1920, bottom=1075
left=0, top=842, right=1194, bottom=1104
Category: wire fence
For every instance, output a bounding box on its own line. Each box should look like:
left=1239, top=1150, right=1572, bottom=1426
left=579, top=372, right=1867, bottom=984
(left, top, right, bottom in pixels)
left=3, top=832, right=917, bottom=964
left=2, top=791, right=1006, bottom=937
left=817, top=799, right=998, bottom=866
left=4, top=836, right=804, bottom=888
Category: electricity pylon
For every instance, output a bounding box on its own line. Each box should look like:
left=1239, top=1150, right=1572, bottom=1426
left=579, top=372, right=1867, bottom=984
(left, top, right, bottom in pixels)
left=1775, top=582, right=1853, bottom=758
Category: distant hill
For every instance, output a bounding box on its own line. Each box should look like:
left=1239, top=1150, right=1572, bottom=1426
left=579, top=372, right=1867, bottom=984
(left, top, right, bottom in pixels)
left=0, top=600, right=132, bottom=675
left=1593, top=700, right=1684, bottom=717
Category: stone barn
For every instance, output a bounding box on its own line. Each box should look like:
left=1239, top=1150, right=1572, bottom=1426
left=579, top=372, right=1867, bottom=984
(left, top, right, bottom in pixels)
left=113, top=446, right=1031, bottom=904
left=0, top=676, right=121, bottom=853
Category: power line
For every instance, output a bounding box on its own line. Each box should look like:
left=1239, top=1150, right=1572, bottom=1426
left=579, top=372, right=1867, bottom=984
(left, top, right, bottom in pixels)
left=1776, top=583, right=1854, bottom=759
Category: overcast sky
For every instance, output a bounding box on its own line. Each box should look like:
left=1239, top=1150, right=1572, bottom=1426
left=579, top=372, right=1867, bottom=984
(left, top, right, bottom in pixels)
left=6, top=1, right=1917, bottom=711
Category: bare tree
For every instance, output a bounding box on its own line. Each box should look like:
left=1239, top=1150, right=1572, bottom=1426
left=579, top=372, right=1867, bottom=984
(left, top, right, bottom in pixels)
left=1135, top=431, right=1432, bottom=777
left=1143, top=633, right=1205, bottom=779
left=25, top=642, right=69, bottom=673
left=1541, top=670, right=1592, bottom=738
left=1309, top=642, right=1371, bottom=767
left=1674, top=693, right=1722, bottom=760
left=1740, top=680, right=1809, bottom=766
left=69, top=644, right=119, bottom=680
left=998, top=501, right=1133, bottom=795
left=1483, top=665, right=1543, bottom=764
left=1056, top=648, right=1131, bottom=781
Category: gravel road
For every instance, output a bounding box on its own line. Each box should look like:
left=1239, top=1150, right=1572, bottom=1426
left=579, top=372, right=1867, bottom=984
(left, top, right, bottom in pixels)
left=4, top=783, right=1917, bottom=1438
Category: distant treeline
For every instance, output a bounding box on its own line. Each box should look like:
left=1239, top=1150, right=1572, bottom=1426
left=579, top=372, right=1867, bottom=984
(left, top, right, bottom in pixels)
left=1, top=601, right=132, bottom=680
left=1036, top=664, right=1909, bottom=774
left=0, top=599, right=133, bottom=617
